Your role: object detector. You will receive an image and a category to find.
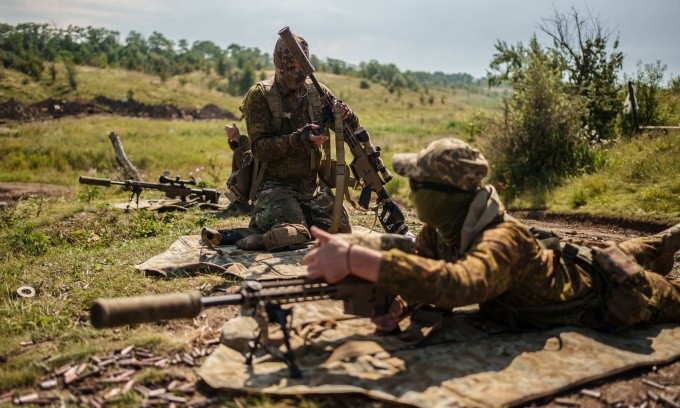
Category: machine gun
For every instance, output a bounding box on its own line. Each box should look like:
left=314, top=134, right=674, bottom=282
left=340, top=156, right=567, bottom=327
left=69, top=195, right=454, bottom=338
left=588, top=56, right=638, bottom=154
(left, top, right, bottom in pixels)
left=90, top=277, right=394, bottom=378
left=79, top=172, right=221, bottom=207
left=278, top=27, right=409, bottom=236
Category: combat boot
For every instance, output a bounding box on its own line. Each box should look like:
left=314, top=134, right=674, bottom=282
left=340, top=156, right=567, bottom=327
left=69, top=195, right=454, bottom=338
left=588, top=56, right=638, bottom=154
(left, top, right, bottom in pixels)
left=236, top=234, right=265, bottom=251
left=201, top=228, right=223, bottom=249
left=202, top=227, right=257, bottom=249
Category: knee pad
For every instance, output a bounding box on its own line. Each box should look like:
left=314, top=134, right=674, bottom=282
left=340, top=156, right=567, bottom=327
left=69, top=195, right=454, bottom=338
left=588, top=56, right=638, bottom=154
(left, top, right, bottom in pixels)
left=264, top=223, right=311, bottom=252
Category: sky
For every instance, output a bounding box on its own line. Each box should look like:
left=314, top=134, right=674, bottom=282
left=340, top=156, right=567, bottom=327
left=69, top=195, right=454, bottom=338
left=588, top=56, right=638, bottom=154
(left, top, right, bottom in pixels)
left=2, top=0, right=679, bottom=81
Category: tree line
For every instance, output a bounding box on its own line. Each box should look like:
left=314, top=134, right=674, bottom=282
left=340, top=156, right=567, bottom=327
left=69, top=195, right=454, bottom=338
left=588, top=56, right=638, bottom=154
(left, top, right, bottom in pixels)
left=0, top=22, right=481, bottom=97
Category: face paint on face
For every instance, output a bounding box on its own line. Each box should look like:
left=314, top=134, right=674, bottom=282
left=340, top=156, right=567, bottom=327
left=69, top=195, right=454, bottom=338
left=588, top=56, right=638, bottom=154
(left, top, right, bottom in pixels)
left=275, top=64, right=306, bottom=91
left=273, top=34, right=310, bottom=92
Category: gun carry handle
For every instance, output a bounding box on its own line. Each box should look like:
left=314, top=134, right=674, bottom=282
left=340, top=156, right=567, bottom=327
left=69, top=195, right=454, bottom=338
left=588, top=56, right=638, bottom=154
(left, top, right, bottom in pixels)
left=79, top=177, right=112, bottom=187
left=90, top=291, right=203, bottom=329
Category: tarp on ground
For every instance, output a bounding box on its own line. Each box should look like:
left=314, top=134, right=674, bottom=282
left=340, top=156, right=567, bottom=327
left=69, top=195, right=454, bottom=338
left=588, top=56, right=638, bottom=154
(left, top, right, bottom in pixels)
left=198, top=300, right=680, bottom=408
left=134, top=226, right=378, bottom=279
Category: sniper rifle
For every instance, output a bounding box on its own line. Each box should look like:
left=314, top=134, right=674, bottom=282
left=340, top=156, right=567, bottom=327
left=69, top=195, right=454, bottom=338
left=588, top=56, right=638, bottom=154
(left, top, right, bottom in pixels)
left=90, top=277, right=394, bottom=378
left=79, top=172, right=221, bottom=207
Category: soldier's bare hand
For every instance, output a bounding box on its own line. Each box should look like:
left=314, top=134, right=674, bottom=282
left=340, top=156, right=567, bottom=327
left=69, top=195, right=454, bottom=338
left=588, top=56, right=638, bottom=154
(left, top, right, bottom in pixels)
left=371, top=299, right=405, bottom=333
left=302, top=123, right=327, bottom=147
left=302, top=227, right=351, bottom=283
left=333, top=100, right=353, bottom=121
left=309, top=134, right=328, bottom=147
left=224, top=123, right=240, bottom=142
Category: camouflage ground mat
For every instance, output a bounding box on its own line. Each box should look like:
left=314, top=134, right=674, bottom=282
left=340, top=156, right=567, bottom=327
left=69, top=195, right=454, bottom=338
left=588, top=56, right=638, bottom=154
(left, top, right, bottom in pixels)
left=199, top=300, right=680, bottom=407
left=135, top=226, right=375, bottom=279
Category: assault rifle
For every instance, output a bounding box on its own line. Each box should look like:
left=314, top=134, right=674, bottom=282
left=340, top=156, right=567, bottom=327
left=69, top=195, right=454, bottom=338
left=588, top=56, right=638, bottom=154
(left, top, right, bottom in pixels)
left=278, top=27, right=410, bottom=236
left=79, top=172, right=221, bottom=207
left=90, top=277, right=394, bottom=378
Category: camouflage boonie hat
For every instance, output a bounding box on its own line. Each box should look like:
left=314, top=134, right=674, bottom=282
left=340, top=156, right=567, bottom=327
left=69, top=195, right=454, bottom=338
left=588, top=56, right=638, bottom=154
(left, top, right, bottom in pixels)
left=273, top=34, right=309, bottom=68
left=392, top=138, right=489, bottom=191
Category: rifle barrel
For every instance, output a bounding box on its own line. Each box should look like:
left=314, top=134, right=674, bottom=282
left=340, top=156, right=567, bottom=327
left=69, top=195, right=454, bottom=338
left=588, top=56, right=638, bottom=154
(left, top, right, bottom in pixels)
left=79, top=176, right=113, bottom=187
left=91, top=290, right=211, bottom=329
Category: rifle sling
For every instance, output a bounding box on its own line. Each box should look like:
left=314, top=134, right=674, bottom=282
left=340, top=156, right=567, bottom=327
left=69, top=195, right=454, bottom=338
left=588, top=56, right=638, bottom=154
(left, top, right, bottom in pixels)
left=329, top=114, right=346, bottom=233
left=248, top=159, right=267, bottom=202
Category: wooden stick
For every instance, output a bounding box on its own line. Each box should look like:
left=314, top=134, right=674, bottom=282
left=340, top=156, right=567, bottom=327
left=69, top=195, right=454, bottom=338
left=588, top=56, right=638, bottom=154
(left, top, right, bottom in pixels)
left=108, top=132, right=142, bottom=181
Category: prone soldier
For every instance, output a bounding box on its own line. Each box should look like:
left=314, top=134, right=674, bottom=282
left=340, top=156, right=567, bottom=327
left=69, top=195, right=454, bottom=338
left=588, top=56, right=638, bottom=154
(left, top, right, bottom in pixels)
left=304, top=138, right=680, bottom=332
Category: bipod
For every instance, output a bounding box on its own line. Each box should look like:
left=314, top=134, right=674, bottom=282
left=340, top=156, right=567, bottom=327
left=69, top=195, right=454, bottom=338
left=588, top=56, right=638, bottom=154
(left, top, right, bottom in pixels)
left=126, top=185, right=143, bottom=209
left=243, top=288, right=302, bottom=378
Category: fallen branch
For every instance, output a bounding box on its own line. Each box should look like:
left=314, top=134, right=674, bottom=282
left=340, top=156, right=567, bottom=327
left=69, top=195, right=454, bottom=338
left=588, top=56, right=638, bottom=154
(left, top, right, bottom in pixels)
left=108, top=132, right=142, bottom=181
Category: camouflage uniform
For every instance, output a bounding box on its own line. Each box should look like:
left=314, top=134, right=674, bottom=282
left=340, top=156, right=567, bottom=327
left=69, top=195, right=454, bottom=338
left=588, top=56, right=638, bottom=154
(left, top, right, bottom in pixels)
left=378, top=138, right=680, bottom=331
left=241, top=34, right=357, bottom=235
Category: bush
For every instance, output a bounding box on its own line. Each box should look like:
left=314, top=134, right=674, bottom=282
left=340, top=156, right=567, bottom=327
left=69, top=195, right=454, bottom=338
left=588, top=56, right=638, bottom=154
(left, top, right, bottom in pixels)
left=619, top=60, right=679, bottom=136
left=2, top=222, right=50, bottom=256
left=359, top=79, right=370, bottom=89
left=483, top=39, right=595, bottom=195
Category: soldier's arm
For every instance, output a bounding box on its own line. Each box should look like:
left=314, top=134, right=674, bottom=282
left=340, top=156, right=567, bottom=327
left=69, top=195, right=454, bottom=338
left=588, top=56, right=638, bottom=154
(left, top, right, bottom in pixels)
left=244, top=87, right=315, bottom=161
left=376, top=222, right=532, bottom=310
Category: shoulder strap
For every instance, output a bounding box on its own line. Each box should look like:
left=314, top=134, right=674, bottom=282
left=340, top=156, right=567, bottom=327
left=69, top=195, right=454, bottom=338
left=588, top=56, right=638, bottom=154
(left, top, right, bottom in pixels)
left=305, top=79, right=322, bottom=121
left=258, top=77, right=283, bottom=132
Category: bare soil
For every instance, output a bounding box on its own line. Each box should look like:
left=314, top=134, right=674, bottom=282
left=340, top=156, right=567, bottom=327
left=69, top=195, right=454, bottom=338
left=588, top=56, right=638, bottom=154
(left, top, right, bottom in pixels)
left=0, top=182, right=71, bottom=207
left=0, top=97, right=238, bottom=123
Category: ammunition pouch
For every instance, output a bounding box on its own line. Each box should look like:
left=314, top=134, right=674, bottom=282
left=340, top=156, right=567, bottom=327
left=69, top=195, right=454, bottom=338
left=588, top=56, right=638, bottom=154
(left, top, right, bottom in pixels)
left=263, top=223, right=312, bottom=252
left=227, top=153, right=254, bottom=203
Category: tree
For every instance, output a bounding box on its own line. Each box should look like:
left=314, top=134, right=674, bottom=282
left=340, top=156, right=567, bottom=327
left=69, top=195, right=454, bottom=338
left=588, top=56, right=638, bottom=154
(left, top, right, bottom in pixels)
left=488, top=7, right=623, bottom=141
left=538, top=6, right=623, bottom=140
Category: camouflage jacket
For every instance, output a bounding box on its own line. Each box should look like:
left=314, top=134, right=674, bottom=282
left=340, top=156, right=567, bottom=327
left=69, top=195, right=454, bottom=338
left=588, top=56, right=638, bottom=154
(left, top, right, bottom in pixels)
left=377, top=221, right=601, bottom=315
left=241, top=79, right=358, bottom=191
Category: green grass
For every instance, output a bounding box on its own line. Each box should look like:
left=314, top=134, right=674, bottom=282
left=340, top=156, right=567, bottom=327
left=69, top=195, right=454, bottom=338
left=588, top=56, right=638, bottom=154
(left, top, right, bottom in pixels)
left=1, top=63, right=679, bottom=404
left=548, top=131, right=680, bottom=222
left=1, top=64, right=245, bottom=111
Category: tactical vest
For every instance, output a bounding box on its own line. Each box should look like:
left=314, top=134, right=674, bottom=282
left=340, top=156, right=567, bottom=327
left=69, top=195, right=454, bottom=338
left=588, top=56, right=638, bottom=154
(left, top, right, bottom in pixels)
left=256, top=77, right=323, bottom=132
left=228, top=78, right=324, bottom=202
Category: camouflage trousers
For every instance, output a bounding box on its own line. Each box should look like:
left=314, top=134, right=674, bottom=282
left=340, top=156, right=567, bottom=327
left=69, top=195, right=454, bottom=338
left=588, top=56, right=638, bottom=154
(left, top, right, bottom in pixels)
left=616, top=231, right=680, bottom=325
left=250, top=180, right=351, bottom=234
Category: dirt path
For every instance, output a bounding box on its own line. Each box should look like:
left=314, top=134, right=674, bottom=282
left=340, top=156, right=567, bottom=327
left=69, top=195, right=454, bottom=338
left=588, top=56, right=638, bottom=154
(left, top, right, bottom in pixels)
left=0, top=182, right=71, bottom=207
